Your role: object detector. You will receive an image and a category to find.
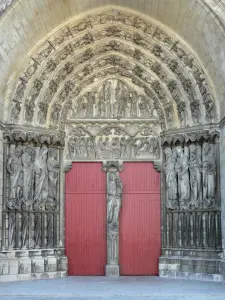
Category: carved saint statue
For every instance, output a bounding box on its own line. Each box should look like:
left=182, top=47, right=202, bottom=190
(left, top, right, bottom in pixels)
left=86, top=92, right=96, bottom=117
left=34, top=146, right=49, bottom=205
left=76, top=97, right=87, bottom=118
left=164, top=147, right=178, bottom=209
left=128, top=91, right=138, bottom=118
left=202, top=142, right=216, bottom=207
left=22, top=146, right=35, bottom=202
left=107, top=172, right=123, bottom=230
left=189, top=144, right=201, bottom=208
left=86, top=138, right=96, bottom=159
left=175, top=146, right=190, bottom=209
left=138, top=96, right=151, bottom=118
left=47, top=149, right=59, bottom=202
left=6, top=146, right=23, bottom=200
left=67, top=137, right=75, bottom=159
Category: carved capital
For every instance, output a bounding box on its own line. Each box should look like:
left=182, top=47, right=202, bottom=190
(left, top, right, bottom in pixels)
left=102, top=160, right=123, bottom=173
left=161, top=130, right=220, bottom=147
left=63, top=161, right=73, bottom=173
left=4, top=130, right=65, bottom=147
left=153, top=160, right=162, bottom=172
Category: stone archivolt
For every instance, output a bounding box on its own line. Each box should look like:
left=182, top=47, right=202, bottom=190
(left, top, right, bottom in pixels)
left=8, top=8, right=217, bottom=131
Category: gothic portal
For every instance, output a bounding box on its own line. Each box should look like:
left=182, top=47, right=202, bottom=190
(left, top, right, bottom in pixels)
left=0, top=2, right=224, bottom=282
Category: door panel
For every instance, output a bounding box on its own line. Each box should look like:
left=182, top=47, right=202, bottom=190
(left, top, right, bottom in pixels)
left=120, top=163, right=161, bottom=275
left=65, top=163, right=106, bottom=275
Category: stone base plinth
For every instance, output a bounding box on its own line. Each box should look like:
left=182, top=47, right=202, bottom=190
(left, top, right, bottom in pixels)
left=159, top=254, right=222, bottom=282
left=0, top=248, right=68, bottom=282
left=105, top=264, right=120, bottom=276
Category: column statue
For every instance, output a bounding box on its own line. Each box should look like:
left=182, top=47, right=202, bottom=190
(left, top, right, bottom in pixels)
left=175, top=146, right=190, bottom=209
left=202, top=142, right=216, bottom=207
left=189, top=144, right=201, bottom=208
left=6, top=146, right=23, bottom=201
left=164, top=147, right=178, bottom=209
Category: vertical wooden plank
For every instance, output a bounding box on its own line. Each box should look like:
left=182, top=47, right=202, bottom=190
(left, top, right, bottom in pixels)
left=65, top=163, right=106, bottom=275
left=119, top=162, right=161, bottom=275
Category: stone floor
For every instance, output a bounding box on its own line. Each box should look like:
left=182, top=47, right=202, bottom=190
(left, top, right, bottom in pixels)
left=0, top=276, right=225, bottom=299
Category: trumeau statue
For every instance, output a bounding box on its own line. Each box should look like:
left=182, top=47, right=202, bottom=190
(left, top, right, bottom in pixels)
left=164, top=147, right=178, bottom=209
left=175, top=146, right=190, bottom=210
left=202, top=142, right=216, bottom=207
left=107, top=172, right=123, bottom=230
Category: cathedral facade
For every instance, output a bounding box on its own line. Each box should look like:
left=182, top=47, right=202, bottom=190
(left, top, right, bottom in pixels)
left=0, top=0, right=225, bottom=282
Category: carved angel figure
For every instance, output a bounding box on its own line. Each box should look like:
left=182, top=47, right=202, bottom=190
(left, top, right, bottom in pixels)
left=107, top=172, right=123, bottom=230
left=175, top=146, right=190, bottom=209
left=164, top=148, right=178, bottom=209
left=202, top=142, right=216, bottom=207
left=6, top=146, right=23, bottom=200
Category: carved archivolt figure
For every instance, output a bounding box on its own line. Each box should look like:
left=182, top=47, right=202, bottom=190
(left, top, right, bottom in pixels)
left=107, top=172, right=123, bottom=230
left=175, top=146, right=190, bottom=209
left=34, top=146, right=49, bottom=205
left=6, top=146, right=23, bottom=200
left=47, top=149, right=59, bottom=201
left=189, top=144, right=201, bottom=208
left=202, top=142, right=216, bottom=207
left=22, top=146, right=35, bottom=202
left=164, top=147, right=178, bottom=209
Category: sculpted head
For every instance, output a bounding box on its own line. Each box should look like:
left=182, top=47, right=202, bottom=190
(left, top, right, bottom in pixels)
left=109, top=172, right=116, bottom=181
left=15, top=147, right=23, bottom=157
left=176, top=146, right=183, bottom=157
left=203, top=142, right=211, bottom=154
left=189, top=144, right=197, bottom=153
left=164, top=147, right=172, bottom=158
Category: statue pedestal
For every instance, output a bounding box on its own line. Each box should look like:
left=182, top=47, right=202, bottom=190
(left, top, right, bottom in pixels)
left=105, top=264, right=120, bottom=277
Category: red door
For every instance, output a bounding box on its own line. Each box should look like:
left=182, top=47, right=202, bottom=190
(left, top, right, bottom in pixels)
left=120, top=162, right=161, bottom=275
left=65, top=162, right=106, bottom=275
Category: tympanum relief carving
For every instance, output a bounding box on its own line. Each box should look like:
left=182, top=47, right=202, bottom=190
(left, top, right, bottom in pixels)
left=70, top=79, right=159, bottom=120
left=65, top=123, right=160, bottom=161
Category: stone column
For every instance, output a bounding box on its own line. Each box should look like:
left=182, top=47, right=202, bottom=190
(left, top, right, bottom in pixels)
left=102, top=161, right=123, bottom=277
left=220, top=123, right=225, bottom=278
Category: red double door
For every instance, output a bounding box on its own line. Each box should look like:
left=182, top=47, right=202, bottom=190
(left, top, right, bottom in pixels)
left=65, top=162, right=161, bottom=276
